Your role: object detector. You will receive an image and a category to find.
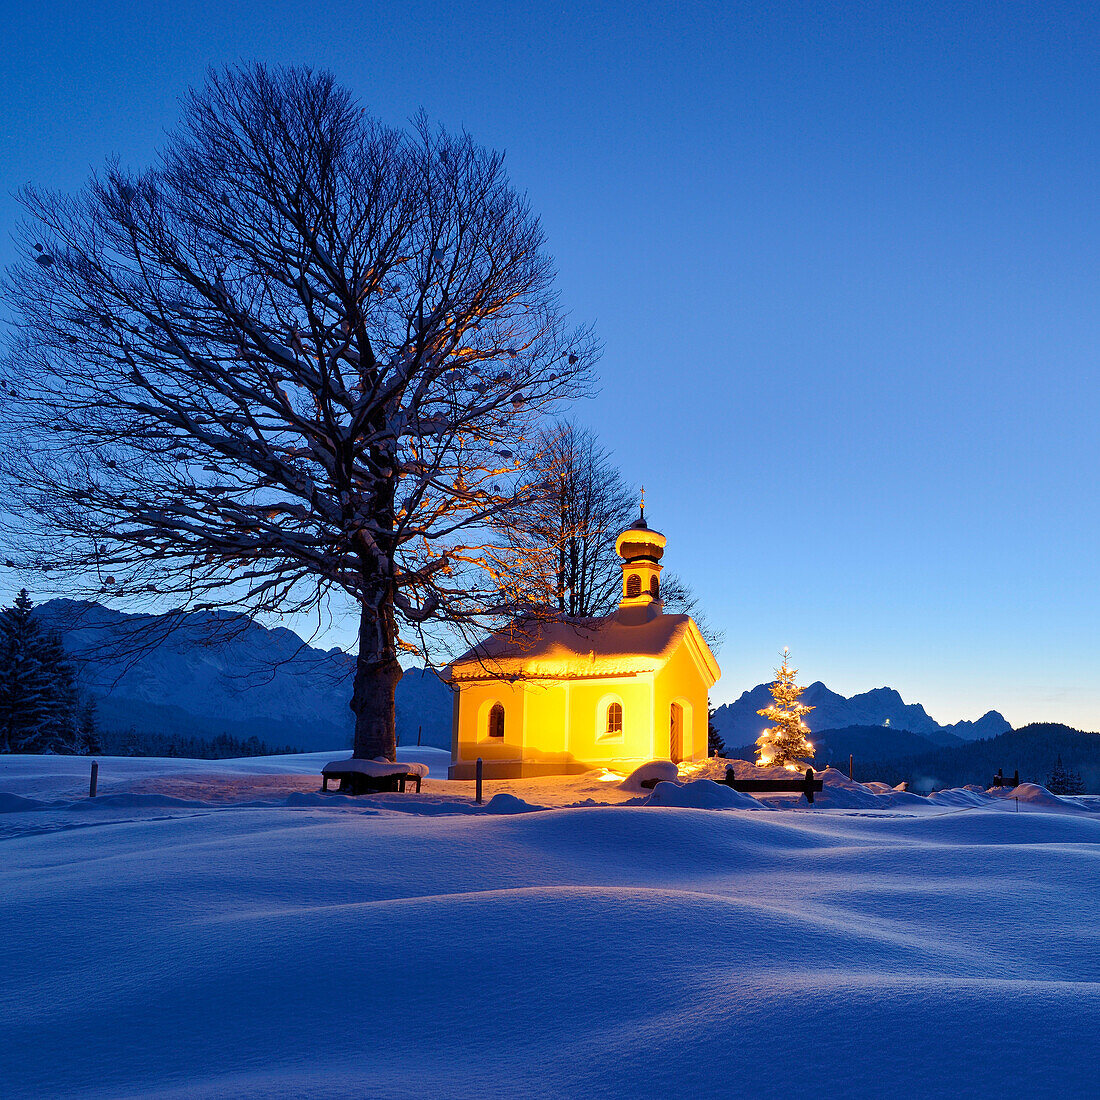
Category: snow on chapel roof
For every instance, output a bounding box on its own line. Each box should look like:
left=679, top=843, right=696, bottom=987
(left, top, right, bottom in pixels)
left=449, top=611, right=719, bottom=683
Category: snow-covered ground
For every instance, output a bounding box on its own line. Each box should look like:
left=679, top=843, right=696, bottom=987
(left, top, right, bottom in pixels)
left=2, top=753, right=1099, bottom=1098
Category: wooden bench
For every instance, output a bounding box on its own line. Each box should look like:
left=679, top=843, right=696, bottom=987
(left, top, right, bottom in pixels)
left=639, top=766, right=825, bottom=803
left=721, top=765, right=824, bottom=804
left=992, top=768, right=1020, bottom=789
left=321, top=759, right=428, bottom=796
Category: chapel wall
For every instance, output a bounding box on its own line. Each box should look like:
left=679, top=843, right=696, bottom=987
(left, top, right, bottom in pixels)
left=654, top=641, right=710, bottom=762
left=565, top=676, right=654, bottom=769
left=451, top=679, right=527, bottom=768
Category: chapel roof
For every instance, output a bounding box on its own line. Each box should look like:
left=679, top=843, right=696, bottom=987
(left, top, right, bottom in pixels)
left=449, top=610, right=719, bottom=684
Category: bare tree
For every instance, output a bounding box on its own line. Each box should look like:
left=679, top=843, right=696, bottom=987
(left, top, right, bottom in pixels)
left=520, top=422, right=635, bottom=617
left=0, top=64, right=595, bottom=760
left=518, top=423, right=722, bottom=649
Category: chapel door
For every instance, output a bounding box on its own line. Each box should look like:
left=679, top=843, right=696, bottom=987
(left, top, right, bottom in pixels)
left=670, top=703, right=683, bottom=764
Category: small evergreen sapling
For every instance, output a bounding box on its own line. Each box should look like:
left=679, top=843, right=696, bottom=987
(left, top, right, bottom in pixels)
left=708, top=704, right=727, bottom=758
left=755, top=648, right=815, bottom=769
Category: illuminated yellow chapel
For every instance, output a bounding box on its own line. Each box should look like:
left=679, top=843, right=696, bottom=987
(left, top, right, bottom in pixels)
left=448, top=510, right=721, bottom=779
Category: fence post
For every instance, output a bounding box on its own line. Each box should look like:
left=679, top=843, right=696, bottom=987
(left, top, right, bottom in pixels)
left=417, top=724, right=422, bottom=747
left=475, top=757, right=483, bottom=805
left=89, top=760, right=98, bottom=798
left=804, top=767, right=815, bottom=804
left=849, top=753, right=853, bottom=781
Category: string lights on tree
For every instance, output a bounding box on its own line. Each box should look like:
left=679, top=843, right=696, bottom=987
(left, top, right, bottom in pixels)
left=755, top=648, right=814, bottom=769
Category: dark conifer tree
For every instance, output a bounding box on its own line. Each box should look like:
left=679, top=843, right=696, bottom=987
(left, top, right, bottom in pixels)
left=34, top=628, right=81, bottom=753
left=0, top=591, right=86, bottom=753
left=77, top=698, right=101, bottom=755
left=1048, top=755, right=1086, bottom=796
left=0, top=589, right=53, bottom=751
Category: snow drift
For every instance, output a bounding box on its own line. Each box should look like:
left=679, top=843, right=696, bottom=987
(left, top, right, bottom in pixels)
left=2, top=754, right=1100, bottom=1098
left=645, top=778, right=761, bottom=809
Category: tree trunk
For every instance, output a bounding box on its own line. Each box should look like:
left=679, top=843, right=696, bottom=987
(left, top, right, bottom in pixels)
left=556, top=478, right=566, bottom=611
left=350, top=602, right=401, bottom=761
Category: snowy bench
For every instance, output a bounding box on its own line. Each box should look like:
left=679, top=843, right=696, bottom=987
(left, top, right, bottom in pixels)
left=722, top=765, right=824, bottom=804
left=321, top=758, right=429, bottom=795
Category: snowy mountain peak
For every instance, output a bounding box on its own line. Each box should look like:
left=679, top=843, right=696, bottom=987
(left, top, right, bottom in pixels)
left=713, top=681, right=1008, bottom=746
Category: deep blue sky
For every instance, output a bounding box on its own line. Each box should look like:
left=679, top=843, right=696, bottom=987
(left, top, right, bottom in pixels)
left=2, top=1, right=1098, bottom=728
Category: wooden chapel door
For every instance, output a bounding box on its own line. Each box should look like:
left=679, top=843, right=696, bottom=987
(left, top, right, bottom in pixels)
left=670, top=703, right=683, bottom=764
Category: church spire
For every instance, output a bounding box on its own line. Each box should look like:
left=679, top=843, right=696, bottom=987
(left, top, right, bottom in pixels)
left=614, top=500, right=666, bottom=623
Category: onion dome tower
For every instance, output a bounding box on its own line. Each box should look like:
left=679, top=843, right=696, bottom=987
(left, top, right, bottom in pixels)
left=614, top=491, right=666, bottom=624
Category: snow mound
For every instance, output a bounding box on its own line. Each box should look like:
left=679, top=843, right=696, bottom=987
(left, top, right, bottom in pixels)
left=928, top=788, right=992, bottom=808
left=796, top=767, right=918, bottom=810
left=7, top=754, right=1100, bottom=1098
left=989, top=782, right=1086, bottom=811
left=619, top=760, right=679, bottom=792
left=481, top=793, right=543, bottom=814
left=0, top=792, right=47, bottom=813
left=645, top=778, right=761, bottom=810
left=677, top=759, right=930, bottom=809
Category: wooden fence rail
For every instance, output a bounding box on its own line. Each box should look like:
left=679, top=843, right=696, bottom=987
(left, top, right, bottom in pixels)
left=722, top=765, right=824, bottom=804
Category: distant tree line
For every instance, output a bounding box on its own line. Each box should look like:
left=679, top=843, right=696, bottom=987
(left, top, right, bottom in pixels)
left=723, top=722, right=1100, bottom=794
left=99, top=727, right=302, bottom=760
left=0, top=589, right=98, bottom=754
left=851, top=723, right=1100, bottom=793
left=1046, top=755, right=1085, bottom=796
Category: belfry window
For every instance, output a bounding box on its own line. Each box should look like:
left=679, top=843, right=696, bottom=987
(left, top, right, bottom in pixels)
left=626, top=574, right=641, bottom=598
left=650, top=576, right=659, bottom=597
left=488, top=703, right=505, bottom=739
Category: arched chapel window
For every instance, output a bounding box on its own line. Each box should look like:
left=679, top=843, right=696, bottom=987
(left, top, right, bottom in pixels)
left=488, top=703, right=505, bottom=739
left=626, top=574, right=641, bottom=598
left=650, top=576, right=659, bottom=597
left=606, top=702, right=623, bottom=737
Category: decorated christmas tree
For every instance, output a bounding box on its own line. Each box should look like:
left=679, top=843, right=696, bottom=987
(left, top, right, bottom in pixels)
left=755, top=648, right=814, bottom=769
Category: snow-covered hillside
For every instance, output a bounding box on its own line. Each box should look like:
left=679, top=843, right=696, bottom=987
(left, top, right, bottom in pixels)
left=36, top=599, right=453, bottom=751
left=2, top=753, right=1099, bottom=1098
